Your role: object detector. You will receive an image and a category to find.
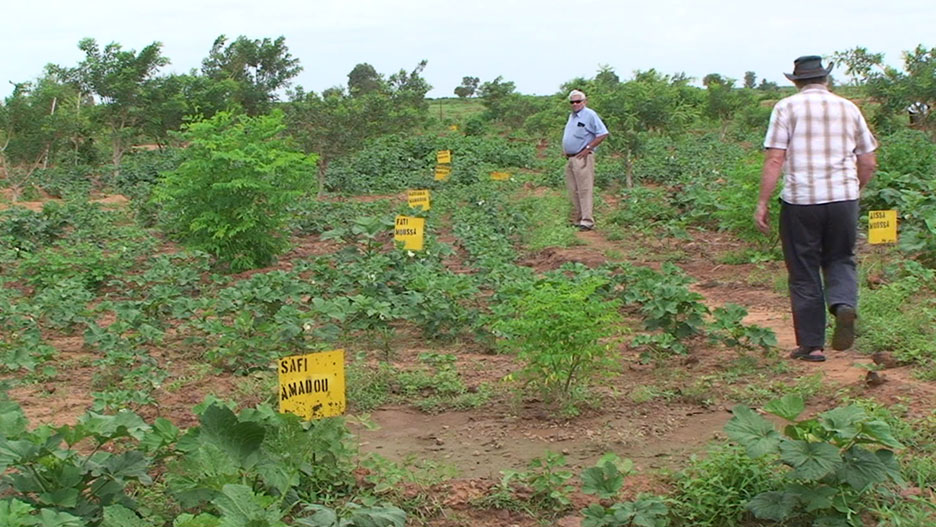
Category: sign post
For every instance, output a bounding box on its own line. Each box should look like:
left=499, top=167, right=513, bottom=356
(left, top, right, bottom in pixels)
left=868, top=210, right=897, bottom=245
left=407, top=189, right=431, bottom=211
left=278, top=349, right=346, bottom=420
left=394, top=215, right=425, bottom=251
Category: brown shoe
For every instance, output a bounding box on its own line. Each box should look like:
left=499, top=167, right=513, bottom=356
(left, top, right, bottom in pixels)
left=831, top=305, right=856, bottom=351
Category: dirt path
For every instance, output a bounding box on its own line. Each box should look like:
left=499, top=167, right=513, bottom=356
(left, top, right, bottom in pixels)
left=356, top=225, right=936, bottom=485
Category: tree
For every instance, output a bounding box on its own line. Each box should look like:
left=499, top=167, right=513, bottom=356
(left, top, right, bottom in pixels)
left=72, top=38, right=168, bottom=176
left=757, top=79, right=779, bottom=91
left=833, top=47, right=884, bottom=85
left=744, top=71, right=757, bottom=89
left=154, top=110, right=317, bottom=271
left=595, top=65, right=620, bottom=87
left=866, top=44, right=936, bottom=132
left=347, top=63, right=384, bottom=96
left=702, top=75, right=749, bottom=137
left=284, top=61, right=431, bottom=195
left=590, top=69, right=700, bottom=187
left=201, top=35, right=302, bottom=115
left=454, top=76, right=479, bottom=98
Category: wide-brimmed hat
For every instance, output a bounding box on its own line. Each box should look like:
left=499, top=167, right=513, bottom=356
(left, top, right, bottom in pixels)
left=784, top=55, right=834, bottom=81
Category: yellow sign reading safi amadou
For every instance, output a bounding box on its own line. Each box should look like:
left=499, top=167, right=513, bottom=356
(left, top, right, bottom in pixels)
left=278, top=349, right=346, bottom=420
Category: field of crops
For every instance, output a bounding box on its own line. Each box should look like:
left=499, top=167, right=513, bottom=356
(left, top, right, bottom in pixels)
left=3, top=49, right=936, bottom=526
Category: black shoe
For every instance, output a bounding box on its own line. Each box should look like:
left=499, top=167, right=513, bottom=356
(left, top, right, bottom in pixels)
left=577, top=224, right=593, bottom=231
left=790, top=347, right=826, bottom=362
left=831, top=305, right=856, bottom=351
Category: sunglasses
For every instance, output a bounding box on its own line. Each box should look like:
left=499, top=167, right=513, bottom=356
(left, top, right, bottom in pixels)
left=569, top=100, right=585, bottom=104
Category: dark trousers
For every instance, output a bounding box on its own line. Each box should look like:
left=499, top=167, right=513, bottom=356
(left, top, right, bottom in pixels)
left=779, top=199, right=859, bottom=348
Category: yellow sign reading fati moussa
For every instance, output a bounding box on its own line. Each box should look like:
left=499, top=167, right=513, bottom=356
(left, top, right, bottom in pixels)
left=394, top=215, right=425, bottom=250
left=407, top=189, right=430, bottom=210
left=278, top=349, right=346, bottom=420
left=868, top=210, right=898, bottom=244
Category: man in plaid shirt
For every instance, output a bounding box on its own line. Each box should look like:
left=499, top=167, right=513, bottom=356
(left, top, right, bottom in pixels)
left=754, top=55, right=878, bottom=362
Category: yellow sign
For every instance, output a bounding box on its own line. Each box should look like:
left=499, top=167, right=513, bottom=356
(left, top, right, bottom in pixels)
left=407, top=189, right=431, bottom=210
left=490, top=171, right=511, bottom=181
left=394, top=215, right=425, bottom=250
left=868, top=210, right=897, bottom=244
left=436, top=150, right=452, bottom=164
left=278, top=349, right=346, bottom=420
left=448, top=124, right=458, bottom=131
left=434, top=165, right=451, bottom=181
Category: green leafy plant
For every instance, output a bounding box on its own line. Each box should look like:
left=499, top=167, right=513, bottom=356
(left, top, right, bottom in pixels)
left=154, top=110, right=318, bottom=271
left=707, top=303, right=777, bottom=351
left=725, top=394, right=905, bottom=525
left=580, top=454, right=669, bottom=527
left=493, top=277, right=622, bottom=398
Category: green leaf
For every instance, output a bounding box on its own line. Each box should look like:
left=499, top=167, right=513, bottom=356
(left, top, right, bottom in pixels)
left=874, top=449, right=905, bottom=485
left=101, top=451, right=152, bottom=483
left=820, top=406, right=866, bottom=441
left=859, top=420, right=904, bottom=449
left=764, top=394, right=805, bottom=421
left=35, top=508, right=86, bottom=527
left=212, top=484, right=285, bottom=527
left=581, top=463, right=624, bottom=498
left=838, top=447, right=888, bottom=490
left=780, top=440, right=843, bottom=480
left=724, top=405, right=781, bottom=458
left=199, top=405, right=266, bottom=467
left=784, top=483, right=837, bottom=512
left=347, top=506, right=406, bottom=527
left=746, top=491, right=798, bottom=521
left=173, top=513, right=222, bottom=527
left=813, top=515, right=850, bottom=527
left=0, top=499, right=37, bottom=526
left=0, top=399, right=29, bottom=439
left=295, top=505, right=338, bottom=526
left=39, top=488, right=79, bottom=508
left=101, top=505, right=148, bottom=527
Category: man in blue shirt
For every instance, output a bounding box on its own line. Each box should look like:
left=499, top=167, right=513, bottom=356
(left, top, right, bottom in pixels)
left=562, top=89, right=609, bottom=231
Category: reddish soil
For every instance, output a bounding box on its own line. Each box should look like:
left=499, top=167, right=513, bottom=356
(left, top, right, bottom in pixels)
left=4, top=189, right=934, bottom=527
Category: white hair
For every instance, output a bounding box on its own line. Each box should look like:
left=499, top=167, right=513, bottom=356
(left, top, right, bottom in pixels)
left=568, top=89, right=587, bottom=100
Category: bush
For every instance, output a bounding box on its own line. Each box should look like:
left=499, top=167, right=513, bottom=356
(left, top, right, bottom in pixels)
left=493, top=276, right=622, bottom=398
left=154, top=111, right=318, bottom=272
left=671, top=445, right=781, bottom=527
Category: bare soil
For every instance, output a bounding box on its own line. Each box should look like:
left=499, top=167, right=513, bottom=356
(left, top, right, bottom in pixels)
left=4, top=191, right=934, bottom=527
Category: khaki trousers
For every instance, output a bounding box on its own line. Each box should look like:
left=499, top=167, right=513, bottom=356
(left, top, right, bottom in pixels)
left=565, top=154, right=595, bottom=228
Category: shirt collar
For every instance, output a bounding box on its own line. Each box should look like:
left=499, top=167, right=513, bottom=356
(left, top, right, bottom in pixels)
left=800, top=84, right=829, bottom=93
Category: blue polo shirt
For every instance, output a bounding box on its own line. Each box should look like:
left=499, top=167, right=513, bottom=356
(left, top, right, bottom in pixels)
left=562, top=106, right=609, bottom=155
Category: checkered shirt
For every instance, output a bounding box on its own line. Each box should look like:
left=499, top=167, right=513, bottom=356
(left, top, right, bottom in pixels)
left=764, top=85, right=878, bottom=205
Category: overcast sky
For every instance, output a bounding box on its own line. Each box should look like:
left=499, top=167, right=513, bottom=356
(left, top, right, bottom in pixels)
left=2, top=0, right=932, bottom=100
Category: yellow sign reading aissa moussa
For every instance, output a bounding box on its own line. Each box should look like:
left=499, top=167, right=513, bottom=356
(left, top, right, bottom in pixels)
left=394, top=215, right=425, bottom=250
left=868, top=210, right=898, bottom=244
left=278, top=349, right=346, bottom=420
left=490, top=171, right=511, bottom=181
left=436, top=150, right=452, bottom=164
left=407, top=189, right=431, bottom=210
left=434, top=165, right=451, bottom=181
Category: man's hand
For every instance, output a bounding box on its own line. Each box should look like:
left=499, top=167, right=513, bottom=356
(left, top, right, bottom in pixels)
left=754, top=202, right=771, bottom=235
left=575, top=147, right=591, bottom=159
